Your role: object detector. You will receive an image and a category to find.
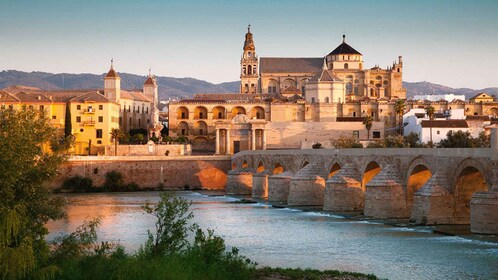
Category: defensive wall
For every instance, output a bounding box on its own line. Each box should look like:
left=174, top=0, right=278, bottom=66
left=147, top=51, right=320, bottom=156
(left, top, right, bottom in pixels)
left=228, top=132, right=498, bottom=234
left=52, top=155, right=231, bottom=190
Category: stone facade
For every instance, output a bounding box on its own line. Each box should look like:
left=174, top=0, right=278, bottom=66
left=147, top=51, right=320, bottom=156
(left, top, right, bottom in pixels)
left=51, top=156, right=230, bottom=190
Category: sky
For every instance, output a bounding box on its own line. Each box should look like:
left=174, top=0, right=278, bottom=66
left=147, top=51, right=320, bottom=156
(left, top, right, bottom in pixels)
left=0, top=0, right=497, bottom=89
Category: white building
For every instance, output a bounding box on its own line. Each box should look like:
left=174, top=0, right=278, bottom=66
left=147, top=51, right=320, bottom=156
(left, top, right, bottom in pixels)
left=412, top=93, right=466, bottom=102
left=403, top=108, right=470, bottom=144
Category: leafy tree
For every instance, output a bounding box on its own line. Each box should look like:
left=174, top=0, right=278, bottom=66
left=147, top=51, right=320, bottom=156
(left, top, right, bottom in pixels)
left=332, top=137, right=363, bottom=148
left=139, top=192, right=196, bottom=257
left=438, top=130, right=489, bottom=148
left=362, top=116, right=373, bottom=139
left=384, top=135, right=406, bottom=148
left=0, top=108, right=66, bottom=280
left=64, top=102, right=72, bottom=138
left=404, top=132, right=425, bottom=147
left=131, top=133, right=145, bottom=144
left=474, top=131, right=490, bottom=148
left=110, top=128, right=123, bottom=156
left=394, top=100, right=406, bottom=135
left=425, top=105, right=435, bottom=147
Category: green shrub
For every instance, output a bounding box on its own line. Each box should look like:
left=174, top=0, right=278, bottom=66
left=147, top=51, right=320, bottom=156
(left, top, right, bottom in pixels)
left=103, top=170, right=124, bottom=192
left=62, top=175, right=94, bottom=192
left=312, top=142, right=322, bottom=149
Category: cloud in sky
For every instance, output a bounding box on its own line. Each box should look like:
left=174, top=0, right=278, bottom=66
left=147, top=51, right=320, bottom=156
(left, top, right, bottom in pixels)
left=0, top=0, right=497, bottom=88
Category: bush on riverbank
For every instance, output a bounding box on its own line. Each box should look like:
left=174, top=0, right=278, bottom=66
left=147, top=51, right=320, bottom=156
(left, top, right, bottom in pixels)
left=52, top=192, right=257, bottom=280
left=59, top=171, right=140, bottom=192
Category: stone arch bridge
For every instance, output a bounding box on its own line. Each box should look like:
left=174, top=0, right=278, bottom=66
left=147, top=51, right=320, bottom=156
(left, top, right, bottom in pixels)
left=227, top=132, right=498, bottom=235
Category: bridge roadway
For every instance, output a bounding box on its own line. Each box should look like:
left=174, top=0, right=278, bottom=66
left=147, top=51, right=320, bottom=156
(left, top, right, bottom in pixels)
left=227, top=130, right=498, bottom=234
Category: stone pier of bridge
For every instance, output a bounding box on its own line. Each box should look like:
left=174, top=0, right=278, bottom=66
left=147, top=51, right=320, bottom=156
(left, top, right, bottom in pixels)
left=226, top=129, right=498, bottom=234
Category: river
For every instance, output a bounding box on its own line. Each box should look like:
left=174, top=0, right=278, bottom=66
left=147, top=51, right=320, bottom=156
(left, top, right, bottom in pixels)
left=46, top=191, right=498, bottom=280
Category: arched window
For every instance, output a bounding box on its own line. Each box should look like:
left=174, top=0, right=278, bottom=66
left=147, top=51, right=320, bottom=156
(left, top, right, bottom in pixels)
left=325, top=97, right=330, bottom=103
left=344, top=63, right=349, bottom=69
left=311, top=97, right=316, bottom=103
left=346, top=82, right=353, bottom=95
left=253, top=65, right=257, bottom=75
left=243, top=66, right=246, bottom=75
left=247, top=66, right=252, bottom=75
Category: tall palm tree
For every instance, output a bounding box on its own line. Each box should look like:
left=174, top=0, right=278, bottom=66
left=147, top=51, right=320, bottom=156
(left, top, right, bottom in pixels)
left=425, top=105, right=435, bottom=146
left=363, top=115, right=373, bottom=140
left=110, top=128, right=123, bottom=156
left=394, top=100, right=406, bottom=135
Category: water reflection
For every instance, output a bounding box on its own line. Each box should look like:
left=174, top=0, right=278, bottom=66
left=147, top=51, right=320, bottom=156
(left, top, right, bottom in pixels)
left=46, top=191, right=498, bottom=280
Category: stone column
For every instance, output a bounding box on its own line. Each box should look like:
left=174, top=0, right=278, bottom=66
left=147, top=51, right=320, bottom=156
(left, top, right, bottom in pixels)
left=491, top=128, right=498, bottom=162
left=251, top=129, right=256, bottom=150
left=262, top=129, right=267, bottom=150
left=226, top=128, right=231, bottom=155
left=215, top=129, right=220, bottom=154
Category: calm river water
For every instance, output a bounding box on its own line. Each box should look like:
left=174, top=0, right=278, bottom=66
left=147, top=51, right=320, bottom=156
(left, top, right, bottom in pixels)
left=46, top=191, right=498, bottom=280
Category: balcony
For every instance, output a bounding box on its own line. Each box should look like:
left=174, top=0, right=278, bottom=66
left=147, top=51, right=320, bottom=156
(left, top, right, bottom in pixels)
left=84, top=108, right=95, bottom=114
left=82, top=120, right=95, bottom=126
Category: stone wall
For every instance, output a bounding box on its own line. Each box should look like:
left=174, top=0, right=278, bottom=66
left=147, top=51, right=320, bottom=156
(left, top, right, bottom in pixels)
left=51, top=156, right=231, bottom=190
left=105, top=143, right=191, bottom=156
left=266, top=122, right=384, bottom=149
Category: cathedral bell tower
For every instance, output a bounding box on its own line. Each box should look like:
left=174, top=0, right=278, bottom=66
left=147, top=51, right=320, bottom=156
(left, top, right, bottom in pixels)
left=240, top=25, right=259, bottom=94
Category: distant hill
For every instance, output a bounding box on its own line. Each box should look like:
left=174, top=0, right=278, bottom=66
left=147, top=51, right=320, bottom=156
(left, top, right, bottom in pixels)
left=1, top=70, right=496, bottom=101
left=0, top=70, right=239, bottom=100
left=403, top=81, right=498, bottom=100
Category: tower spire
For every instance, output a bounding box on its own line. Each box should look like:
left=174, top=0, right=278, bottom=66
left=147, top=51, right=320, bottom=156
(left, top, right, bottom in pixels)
left=322, top=57, right=328, bottom=70
left=148, top=67, right=152, bottom=76
left=248, top=24, right=251, bottom=33
left=342, top=34, right=346, bottom=43
left=111, top=58, right=114, bottom=69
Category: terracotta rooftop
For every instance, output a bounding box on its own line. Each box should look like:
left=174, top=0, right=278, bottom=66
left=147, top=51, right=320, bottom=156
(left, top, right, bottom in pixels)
left=260, top=57, right=323, bottom=73
left=144, top=76, right=155, bottom=85
left=14, top=92, right=52, bottom=103
left=466, top=115, right=491, bottom=121
left=70, top=91, right=111, bottom=103
left=281, top=85, right=302, bottom=94
left=0, top=91, right=19, bottom=102
left=310, top=69, right=341, bottom=82
left=421, top=120, right=468, bottom=128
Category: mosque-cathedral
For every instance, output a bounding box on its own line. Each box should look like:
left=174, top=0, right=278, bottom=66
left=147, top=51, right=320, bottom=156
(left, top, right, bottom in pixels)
left=168, top=26, right=497, bottom=154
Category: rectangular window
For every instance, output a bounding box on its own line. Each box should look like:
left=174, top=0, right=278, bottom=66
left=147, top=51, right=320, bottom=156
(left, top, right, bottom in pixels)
left=77, top=105, right=81, bottom=110
left=76, top=116, right=81, bottom=123
left=96, top=129, right=103, bottom=139
left=98, top=116, right=103, bottom=122
left=373, top=131, right=381, bottom=139
left=119, top=117, right=122, bottom=125
left=39, top=105, right=44, bottom=112
left=437, top=130, right=440, bottom=135
left=99, top=105, right=103, bottom=110
left=146, top=107, right=149, bottom=114
left=52, top=115, right=56, bottom=119
left=133, top=106, right=135, bottom=113
left=128, top=105, right=131, bottom=112
left=142, top=106, right=144, bottom=113
left=87, top=106, right=93, bottom=112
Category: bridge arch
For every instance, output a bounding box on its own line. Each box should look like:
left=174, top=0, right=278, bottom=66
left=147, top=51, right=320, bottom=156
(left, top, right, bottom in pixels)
left=452, top=159, right=490, bottom=223
left=361, top=161, right=382, bottom=189
left=256, top=160, right=265, bottom=173
left=406, top=160, right=433, bottom=211
left=273, top=163, right=284, bottom=175
left=328, top=162, right=342, bottom=178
